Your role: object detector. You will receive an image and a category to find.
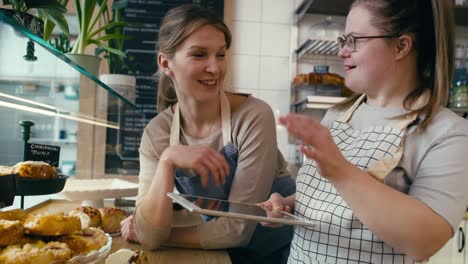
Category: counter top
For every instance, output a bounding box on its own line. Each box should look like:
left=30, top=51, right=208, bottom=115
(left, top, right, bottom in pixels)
left=25, top=199, right=232, bottom=264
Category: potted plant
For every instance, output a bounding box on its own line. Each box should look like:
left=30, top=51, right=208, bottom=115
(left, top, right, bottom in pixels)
left=66, top=0, right=127, bottom=75
left=96, top=2, right=137, bottom=104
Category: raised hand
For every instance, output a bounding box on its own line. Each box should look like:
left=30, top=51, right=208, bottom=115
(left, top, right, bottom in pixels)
left=279, top=113, right=352, bottom=181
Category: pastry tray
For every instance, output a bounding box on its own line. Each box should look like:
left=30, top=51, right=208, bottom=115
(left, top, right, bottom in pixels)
left=59, top=178, right=138, bottom=201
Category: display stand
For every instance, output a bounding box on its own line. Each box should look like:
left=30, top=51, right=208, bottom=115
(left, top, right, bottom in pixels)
left=19, top=120, right=34, bottom=209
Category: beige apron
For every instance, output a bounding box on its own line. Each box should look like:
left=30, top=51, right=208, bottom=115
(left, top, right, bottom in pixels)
left=290, top=94, right=426, bottom=264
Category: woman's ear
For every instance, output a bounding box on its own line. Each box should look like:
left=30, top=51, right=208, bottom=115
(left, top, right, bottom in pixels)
left=158, top=53, right=173, bottom=77
left=394, top=35, right=414, bottom=60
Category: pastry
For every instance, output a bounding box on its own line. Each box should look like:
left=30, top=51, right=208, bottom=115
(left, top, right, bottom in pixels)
left=0, top=209, right=30, bottom=222
left=105, top=248, right=148, bottom=264
left=0, top=241, right=72, bottom=264
left=60, top=227, right=108, bottom=255
left=11, top=161, right=58, bottom=179
left=69, top=206, right=102, bottom=229
left=23, top=212, right=81, bottom=236
left=99, top=207, right=126, bottom=234
left=0, top=166, right=12, bottom=176
left=0, top=219, right=24, bottom=246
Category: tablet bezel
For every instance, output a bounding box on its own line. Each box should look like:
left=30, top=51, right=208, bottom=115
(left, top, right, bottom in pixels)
left=167, top=192, right=315, bottom=227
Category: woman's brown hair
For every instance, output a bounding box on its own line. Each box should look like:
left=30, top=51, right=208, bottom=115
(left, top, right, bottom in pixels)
left=156, top=5, right=232, bottom=113
left=333, top=0, right=455, bottom=130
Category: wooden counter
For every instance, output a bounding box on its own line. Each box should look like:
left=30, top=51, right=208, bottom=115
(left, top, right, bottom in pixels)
left=26, top=199, right=231, bottom=264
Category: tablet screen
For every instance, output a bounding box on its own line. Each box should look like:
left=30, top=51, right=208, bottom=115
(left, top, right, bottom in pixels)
left=179, top=194, right=269, bottom=216
left=168, top=192, right=315, bottom=227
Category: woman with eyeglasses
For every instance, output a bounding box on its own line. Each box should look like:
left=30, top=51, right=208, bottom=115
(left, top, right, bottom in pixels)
left=261, top=0, right=468, bottom=263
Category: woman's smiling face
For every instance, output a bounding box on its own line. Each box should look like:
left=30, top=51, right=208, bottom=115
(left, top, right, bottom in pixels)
left=338, top=6, right=396, bottom=95
left=166, top=24, right=227, bottom=103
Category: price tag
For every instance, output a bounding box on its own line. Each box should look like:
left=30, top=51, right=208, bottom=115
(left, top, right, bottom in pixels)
left=24, top=143, right=60, bottom=167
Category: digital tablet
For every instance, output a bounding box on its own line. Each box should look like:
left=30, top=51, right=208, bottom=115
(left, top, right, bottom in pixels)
left=167, top=192, right=315, bottom=227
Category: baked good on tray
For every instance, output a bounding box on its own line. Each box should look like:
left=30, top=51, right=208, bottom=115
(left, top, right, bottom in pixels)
left=0, top=241, right=72, bottom=264
left=0, top=209, right=30, bottom=222
left=59, top=227, right=108, bottom=255
left=23, top=212, right=81, bottom=236
left=69, top=206, right=102, bottom=229
left=11, top=161, right=58, bottom=179
left=99, top=208, right=126, bottom=234
left=0, top=208, right=112, bottom=263
left=106, top=248, right=149, bottom=264
left=0, top=220, right=24, bottom=247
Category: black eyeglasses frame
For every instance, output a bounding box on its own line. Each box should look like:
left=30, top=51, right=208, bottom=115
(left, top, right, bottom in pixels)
left=337, top=34, right=398, bottom=52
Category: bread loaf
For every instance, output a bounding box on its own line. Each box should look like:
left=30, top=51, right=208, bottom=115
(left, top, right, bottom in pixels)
left=69, top=206, right=102, bottom=229
left=11, top=161, right=58, bottom=179
left=99, top=208, right=126, bottom=234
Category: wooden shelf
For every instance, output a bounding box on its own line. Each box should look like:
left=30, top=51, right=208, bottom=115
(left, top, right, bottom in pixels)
left=293, top=95, right=346, bottom=112
left=295, top=0, right=468, bottom=26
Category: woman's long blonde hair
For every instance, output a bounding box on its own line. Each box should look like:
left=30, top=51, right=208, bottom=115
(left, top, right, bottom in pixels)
left=156, top=5, right=232, bottom=113
left=334, top=0, right=455, bottom=130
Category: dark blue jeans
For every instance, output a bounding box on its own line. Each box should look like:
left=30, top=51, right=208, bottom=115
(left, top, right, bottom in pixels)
left=229, top=176, right=296, bottom=264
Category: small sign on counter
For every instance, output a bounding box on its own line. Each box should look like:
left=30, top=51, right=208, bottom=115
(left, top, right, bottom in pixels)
left=25, top=143, right=60, bottom=167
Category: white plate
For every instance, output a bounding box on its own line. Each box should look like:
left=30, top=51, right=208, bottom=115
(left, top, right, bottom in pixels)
left=59, top=178, right=138, bottom=201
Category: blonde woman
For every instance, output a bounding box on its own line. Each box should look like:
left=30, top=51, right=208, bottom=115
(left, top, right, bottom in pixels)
left=120, top=5, right=295, bottom=263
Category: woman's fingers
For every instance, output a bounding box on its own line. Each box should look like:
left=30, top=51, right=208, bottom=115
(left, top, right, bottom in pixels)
left=212, top=152, right=230, bottom=179
left=269, top=193, right=286, bottom=211
left=280, top=114, right=322, bottom=144
left=205, top=153, right=228, bottom=185
left=121, top=215, right=135, bottom=241
left=194, top=164, right=209, bottom=187
left=300, top=144, right=318, bottom=160
left=200, top=158, right=221, bottom=186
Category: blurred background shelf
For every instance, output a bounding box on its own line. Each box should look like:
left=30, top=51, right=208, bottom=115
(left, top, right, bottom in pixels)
left=295, top=0, right=468, bottom=26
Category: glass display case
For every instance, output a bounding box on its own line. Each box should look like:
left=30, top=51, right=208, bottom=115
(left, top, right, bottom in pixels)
left=0, top=10, right=145, bottom=183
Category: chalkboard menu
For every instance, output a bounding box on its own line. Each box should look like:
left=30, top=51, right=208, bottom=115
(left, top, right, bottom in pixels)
left=105, top=0, right=224, bottom=175
left=25, top=143, right=60, bottom=167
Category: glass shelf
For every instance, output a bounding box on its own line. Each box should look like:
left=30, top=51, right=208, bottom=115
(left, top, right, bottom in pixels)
left=0, top=9, right=138, bottom=110
left=0, top=9, right=145, bottom=178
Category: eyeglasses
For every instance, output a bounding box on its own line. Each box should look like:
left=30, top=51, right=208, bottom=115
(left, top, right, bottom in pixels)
left=337, top=34, right=396, bottom=52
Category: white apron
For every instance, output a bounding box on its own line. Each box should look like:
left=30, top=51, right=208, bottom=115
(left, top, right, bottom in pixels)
left=290, top=94, right=425, bottom=264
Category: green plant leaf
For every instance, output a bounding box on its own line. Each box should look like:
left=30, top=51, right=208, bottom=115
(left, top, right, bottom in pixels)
left=25, top=0, right=67, bottom=12
left=74, top=0, right=82, bottom=31
left=87, top=0, right=107, bottom=35
left=37, top=9, right=69, bottom=37
left=89, top=39, right=126, bottom=57
left=88, top=21, right=127, bottom=39
left=93, top=33, right=130, bottom=42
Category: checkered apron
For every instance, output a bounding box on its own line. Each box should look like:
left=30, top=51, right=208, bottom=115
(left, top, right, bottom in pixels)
left=289, top=95, right=424, bottom=264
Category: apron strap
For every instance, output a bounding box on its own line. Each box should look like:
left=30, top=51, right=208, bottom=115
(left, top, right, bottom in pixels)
left=367, top=91, right=430, bottom=180
left=387, top=90, right=430, bottom=130
left=170, top=90, right=232, bottom=147
left=170, top=103, right=181, bottom=147
left=220, top=90, right=232, bottom=146
left=336, top=91, right=429, bottom=130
